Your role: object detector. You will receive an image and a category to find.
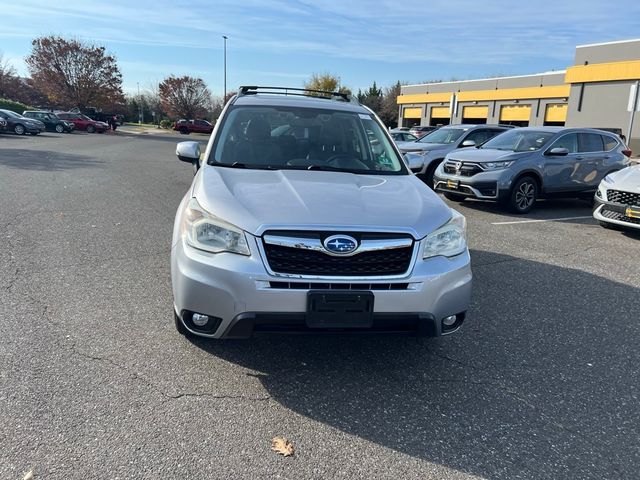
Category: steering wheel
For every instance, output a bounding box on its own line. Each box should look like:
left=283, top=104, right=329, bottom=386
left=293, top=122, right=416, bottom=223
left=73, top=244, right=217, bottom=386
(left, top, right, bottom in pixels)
left=325, top=154, right=357, bottom=166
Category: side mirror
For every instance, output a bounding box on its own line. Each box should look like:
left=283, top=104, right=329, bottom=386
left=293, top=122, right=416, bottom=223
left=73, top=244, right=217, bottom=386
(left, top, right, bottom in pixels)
left=461, top=140, right=476, bottom=147
left=176, top=141, right=201, bottom=162
left=546, top=147, right=569, bottom=156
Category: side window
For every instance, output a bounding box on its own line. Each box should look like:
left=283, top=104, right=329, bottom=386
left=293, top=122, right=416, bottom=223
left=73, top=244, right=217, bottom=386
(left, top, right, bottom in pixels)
left=551, top=133, right=578, bottom=153
left=464, top=129, right=497, bottom=145
left=602, top=135, right=618, bottom=151
left=578, top=133, right=604, bottom=152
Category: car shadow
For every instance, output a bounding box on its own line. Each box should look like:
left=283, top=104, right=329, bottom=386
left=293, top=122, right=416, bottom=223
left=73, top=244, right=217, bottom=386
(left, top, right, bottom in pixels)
left=0, top=148, right=103, bottom=171
left=185, top=250, right=637, bottom=478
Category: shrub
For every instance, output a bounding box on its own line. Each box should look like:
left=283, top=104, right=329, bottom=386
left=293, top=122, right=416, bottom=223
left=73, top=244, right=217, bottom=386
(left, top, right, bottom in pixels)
left=0, top=98, right=30, bottom=114
left=160, top=119, right=172, bottom=129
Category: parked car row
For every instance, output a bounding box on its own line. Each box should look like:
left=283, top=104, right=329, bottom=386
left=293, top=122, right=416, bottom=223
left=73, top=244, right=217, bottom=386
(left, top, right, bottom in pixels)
left=0, top=109, right=110, bottom=135
left=396, top=123, right=637, bottom=231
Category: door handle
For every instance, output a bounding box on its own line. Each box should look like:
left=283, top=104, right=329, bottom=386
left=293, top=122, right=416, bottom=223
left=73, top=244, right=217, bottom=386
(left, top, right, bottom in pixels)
left=604, top=155, right=611, bottom=159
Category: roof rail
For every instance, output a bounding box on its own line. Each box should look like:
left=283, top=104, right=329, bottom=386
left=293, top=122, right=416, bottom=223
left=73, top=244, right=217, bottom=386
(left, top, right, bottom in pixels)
left=236, top=86, right=358, bottom=104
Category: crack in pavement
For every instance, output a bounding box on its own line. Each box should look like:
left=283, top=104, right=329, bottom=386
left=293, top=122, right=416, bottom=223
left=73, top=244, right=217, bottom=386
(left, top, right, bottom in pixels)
left=69, top=343, right=271, bottom=405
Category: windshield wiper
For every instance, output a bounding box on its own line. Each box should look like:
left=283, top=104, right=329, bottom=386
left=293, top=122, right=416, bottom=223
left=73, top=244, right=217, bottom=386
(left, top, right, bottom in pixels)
left=215, top=162, right=279, bottom=170
left=306, top=165, right=343, bottom=171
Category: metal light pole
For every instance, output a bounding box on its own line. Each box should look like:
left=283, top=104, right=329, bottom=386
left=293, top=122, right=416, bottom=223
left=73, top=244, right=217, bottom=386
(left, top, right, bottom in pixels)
left=223, top=35, right=228, bottom=98
left=137, top=82, right=142, bottom=124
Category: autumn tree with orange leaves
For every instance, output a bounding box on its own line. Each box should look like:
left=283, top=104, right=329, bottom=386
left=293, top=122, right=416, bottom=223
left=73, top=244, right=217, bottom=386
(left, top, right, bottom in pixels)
left=25, top=36, right=124, bottom=110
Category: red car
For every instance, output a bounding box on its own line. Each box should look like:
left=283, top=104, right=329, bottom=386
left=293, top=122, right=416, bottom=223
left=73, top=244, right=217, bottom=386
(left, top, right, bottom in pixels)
left=57, top=113, right=109, bottom=133
left=173, top=119, right=213, bottom=135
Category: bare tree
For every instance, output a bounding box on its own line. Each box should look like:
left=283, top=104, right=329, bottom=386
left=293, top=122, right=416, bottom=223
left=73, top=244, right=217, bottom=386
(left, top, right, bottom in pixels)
left=25, top=36, right=124, bottom=109
left=0, top=52, right=18, bottom=99
left=159, top=75, right=212, bottom=119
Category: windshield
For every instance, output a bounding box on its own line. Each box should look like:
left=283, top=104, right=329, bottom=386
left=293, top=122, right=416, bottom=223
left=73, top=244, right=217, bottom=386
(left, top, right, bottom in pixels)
left=210, top=105, right=407, bottom=174
left=482, top=130, right=555, bottom=152
left=3, top=110, right=21, bottom=118
left=418, top=128, right=465, bottom=144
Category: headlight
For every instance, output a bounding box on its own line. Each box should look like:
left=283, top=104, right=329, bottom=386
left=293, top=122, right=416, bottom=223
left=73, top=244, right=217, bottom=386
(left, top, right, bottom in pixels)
left=596, top=183, right=608, bottom=201
left=182, top=198, right=250, bottom=255
left=481, top=161, right=514, bottom=170
left=423, top=209, right=467, bottom=259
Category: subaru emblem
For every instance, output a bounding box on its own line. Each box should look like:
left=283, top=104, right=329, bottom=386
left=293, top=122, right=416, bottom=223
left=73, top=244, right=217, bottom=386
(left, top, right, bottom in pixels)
left=323, top=235, right=358, bottom=255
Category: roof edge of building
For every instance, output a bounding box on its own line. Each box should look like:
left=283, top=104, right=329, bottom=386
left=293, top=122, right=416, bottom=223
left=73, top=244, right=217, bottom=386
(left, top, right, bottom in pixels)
left=402, top=71, right=567, bottom=89
left=576, top=38, right=640, bottom=49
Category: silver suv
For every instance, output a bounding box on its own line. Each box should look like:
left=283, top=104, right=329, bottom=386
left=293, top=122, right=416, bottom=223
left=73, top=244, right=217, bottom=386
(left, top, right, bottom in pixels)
left=171, top=86, right=472, bottom=339
left=433, top=127, right=631, bottom=213
left=397, top=124, right=511, bottom=186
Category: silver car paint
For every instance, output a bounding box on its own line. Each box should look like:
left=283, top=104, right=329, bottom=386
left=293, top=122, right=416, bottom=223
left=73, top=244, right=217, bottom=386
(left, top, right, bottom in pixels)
left=171, top=94, right=472, bottom=338
left=397, top=126, right=508, bottom=175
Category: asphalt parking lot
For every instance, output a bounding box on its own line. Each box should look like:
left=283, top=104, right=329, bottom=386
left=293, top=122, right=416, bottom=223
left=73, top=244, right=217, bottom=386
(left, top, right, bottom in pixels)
left=1, top=131, right=639, bottom=480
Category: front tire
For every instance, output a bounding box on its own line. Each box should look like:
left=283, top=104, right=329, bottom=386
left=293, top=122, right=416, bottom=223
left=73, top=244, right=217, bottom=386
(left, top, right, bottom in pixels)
left=55, top=124, right=64, bottom=133
left=507, top=176, right=538, bottom=214
left=86, top=125, right=96, bottom=133
left=14, top=124, right=25, bottom=135
left=174, top=311, right=192, bottom=336
left=180, top=127, right=190, bottom=135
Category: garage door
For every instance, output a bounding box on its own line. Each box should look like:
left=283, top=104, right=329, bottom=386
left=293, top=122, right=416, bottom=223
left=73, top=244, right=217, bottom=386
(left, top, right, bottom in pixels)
left=500, top=104, right=531, bottom=122
left=462, top=105, right=489, bottom=119
left=431, top=106, right=450, bottom=119
left=545, top=104, right=568, bottom=123
left=403, top=107, right=422, bottom=119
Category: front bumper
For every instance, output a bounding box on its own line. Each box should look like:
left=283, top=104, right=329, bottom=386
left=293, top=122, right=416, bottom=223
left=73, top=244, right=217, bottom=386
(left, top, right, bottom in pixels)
left=433, top=168, right=513, bottom=200
left=593, top=196, right=640, bottom=230
left=171, top=236, right=472, bottom=339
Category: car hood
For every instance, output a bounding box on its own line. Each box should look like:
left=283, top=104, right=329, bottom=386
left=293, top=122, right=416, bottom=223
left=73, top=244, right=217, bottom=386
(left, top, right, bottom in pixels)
left=396, top=141, right=449, bottom=153
left=604, top=164, right=640, bottom=192
left=192, top=167, right=452, bottom=238
left=446, top=148, right=534, bottom=163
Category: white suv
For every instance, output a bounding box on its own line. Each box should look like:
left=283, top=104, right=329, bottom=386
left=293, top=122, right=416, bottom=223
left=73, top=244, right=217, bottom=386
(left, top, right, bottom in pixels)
left=171, top=86, right=472, bottom=338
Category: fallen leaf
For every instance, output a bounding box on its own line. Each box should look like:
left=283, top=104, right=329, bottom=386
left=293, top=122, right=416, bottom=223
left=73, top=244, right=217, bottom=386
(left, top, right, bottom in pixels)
left=23, top=470, right=34, bottom=480
left=271, top=436, right=294, bottom=457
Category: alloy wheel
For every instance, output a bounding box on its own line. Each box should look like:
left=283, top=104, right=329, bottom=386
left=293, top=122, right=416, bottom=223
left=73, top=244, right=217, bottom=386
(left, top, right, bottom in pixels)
left=515, top=181, right=535, bottom=210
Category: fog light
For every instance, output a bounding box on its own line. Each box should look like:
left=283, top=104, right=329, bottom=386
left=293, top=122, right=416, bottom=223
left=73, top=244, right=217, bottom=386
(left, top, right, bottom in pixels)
left=442, top=315, right=457, bottom=327
left=192, top=313, right=209, bottom=327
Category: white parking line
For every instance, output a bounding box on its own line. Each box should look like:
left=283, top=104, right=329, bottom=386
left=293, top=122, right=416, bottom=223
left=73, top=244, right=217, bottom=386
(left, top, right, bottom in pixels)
left=491, top=216, right=593, bottom=225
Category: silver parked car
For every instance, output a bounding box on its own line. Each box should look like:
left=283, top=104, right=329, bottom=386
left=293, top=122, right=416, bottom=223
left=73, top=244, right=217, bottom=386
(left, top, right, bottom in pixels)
left=593, top=164, right=640, bottom=231
left=171, top=86, right=472, bottom=339
left=433, top=127, right=631, bottom=213
left=396, top=124, right=511, bottom=186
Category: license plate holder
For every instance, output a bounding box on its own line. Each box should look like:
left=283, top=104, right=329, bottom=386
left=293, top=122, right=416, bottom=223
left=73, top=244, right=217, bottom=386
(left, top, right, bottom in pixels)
left=447, top=179, right=460, bottom=190
left=306, top=291, right=374, bottom=328
left=626, top=206, right=640, bottom=219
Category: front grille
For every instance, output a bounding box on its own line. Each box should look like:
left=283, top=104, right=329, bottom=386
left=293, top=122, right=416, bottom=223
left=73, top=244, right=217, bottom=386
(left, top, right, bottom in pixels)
left=601, top=207, right=640, bottom=225
left=443, top=161, right=483, bottom=177
left=607, top=189, right=640, bottom=206
left=262, top=231, right=414, bottom=277
left=268, top=282, right=410, bottom=290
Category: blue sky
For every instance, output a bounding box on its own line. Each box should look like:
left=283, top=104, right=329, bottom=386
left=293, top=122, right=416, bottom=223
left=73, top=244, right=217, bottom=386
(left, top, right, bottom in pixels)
left=1, top=0, right=639, bottom=96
